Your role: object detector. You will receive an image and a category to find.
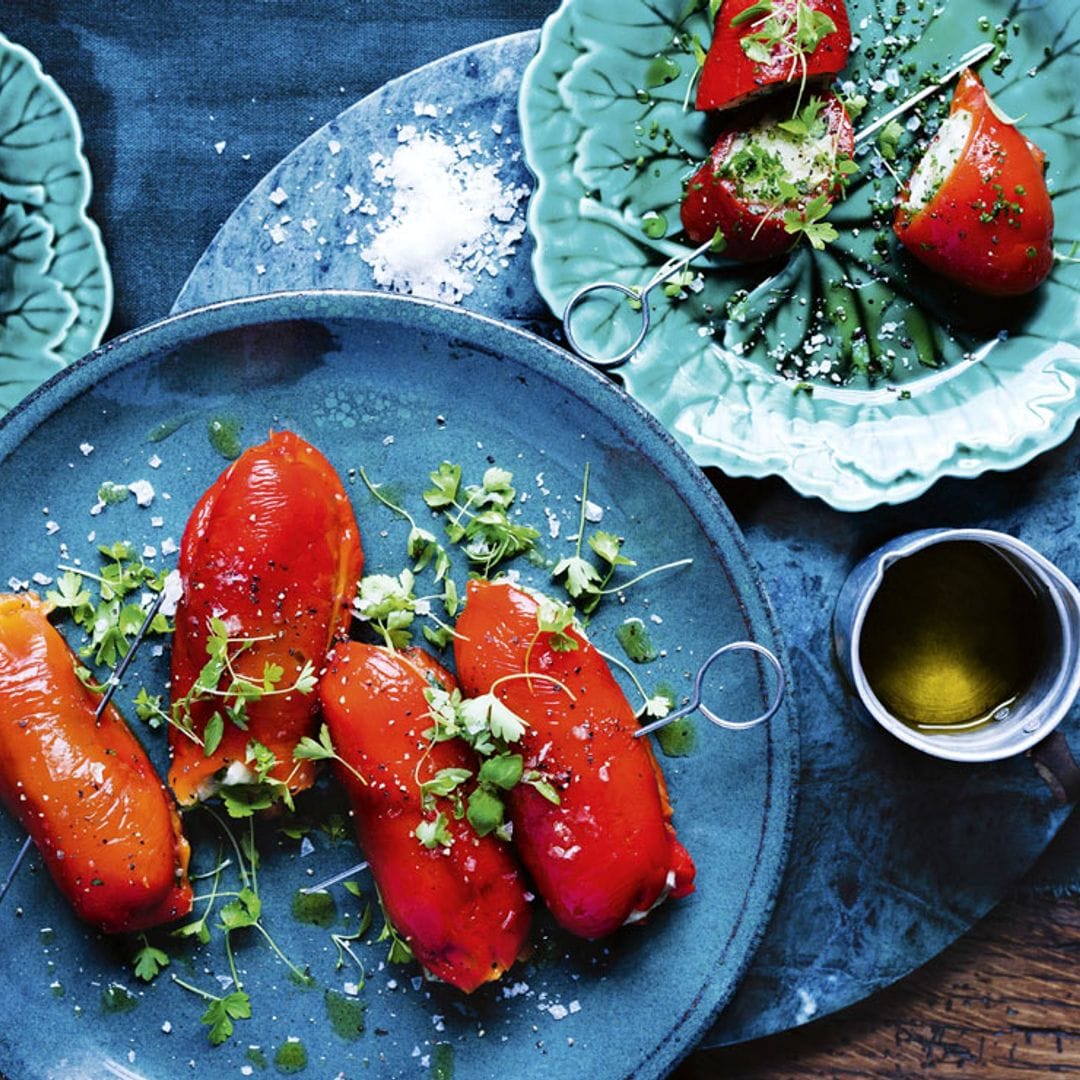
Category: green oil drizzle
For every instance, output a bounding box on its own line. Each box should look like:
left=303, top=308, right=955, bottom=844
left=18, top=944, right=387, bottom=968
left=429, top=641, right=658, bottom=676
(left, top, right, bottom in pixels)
left=148, top=415, right=191, bottom=443
left=100, top=982, right=138, bottom=1013
left=39, top=928, right=54, bottom=945
left=274, top=1039, right=308, bottom=1074
left=645, top=54, right=681, bottom=88
left=656, top=717, right=697, bottom=758
left=616, top=618, right=658, bottom=663
left=291, top=889, right=336, bottom=928
left=246, top=1046, right=268, bottom=1069
left=432, top=1043, right=455, bottom=1080
left=324, top=989, right=366, bottom=1040
left=207, top=414, right=244, bottom=459
left=50, top=982, right=65, bottom=998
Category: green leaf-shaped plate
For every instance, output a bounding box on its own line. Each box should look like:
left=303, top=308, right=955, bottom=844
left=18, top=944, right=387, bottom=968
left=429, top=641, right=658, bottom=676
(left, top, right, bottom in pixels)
left=0, top=32, right=112, bottom=414
left=520, top=0, right=1080, bottom=510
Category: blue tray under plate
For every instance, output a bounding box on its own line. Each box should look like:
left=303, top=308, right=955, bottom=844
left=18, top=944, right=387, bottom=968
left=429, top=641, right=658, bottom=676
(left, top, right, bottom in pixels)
left=173, top=31, right=1079, bottom=1048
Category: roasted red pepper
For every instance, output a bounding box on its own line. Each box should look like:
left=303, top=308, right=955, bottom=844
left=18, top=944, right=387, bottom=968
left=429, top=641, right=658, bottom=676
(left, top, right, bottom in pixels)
left=453, top=580, right=695, bottom=940
left=697, top=0, right=851, bottom=113
left=169, top=431, right=362, bottom=805
left=318, top=642, right=532, bottom=992
left=0, top=594, right=192, bottom=933
left=681, top=92, right=854, bottom=261
left=893, top=69, right=1054, bottom=296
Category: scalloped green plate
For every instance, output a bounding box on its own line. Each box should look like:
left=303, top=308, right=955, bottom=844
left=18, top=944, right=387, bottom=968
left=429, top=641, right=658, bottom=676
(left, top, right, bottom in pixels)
left=0, top=32, right=112, bottom=414
left=520, top=0, right=1080, bottom=511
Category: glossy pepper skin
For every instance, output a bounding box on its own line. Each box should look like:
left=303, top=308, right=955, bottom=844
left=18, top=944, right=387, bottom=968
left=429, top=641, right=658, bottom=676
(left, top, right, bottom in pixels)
left=169, top=431, right=362, bottom=805
left=318, top=643, right=531, bottom=992
left=681, top=93, right=854, bottom=261
left=0, top=594, right=192, bottom=933
left=454, top=580, right=695, bottom=940
left=894, top=69, right=1054, bottom=296
left=696, top=0, right=851, bottom=113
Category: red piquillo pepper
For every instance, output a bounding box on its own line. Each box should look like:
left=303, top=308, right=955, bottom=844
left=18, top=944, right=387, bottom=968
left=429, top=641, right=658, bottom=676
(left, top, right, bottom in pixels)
left=696, top=0, right=851, bottom=113
left=0, top=594, right=192, bottom=933
left=681, top=92, right=854, bottom=261
left=893, top=69, right=1054, bottom=297
left=318, top=642, right=532, bottom=992
left=169, top=431, right=363, bottom=805
left=453, top=580, right=695, bottom=940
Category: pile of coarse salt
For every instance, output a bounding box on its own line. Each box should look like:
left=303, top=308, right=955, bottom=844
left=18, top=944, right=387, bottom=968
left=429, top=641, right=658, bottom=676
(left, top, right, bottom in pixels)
left=361, top=123, right=530, bottom=304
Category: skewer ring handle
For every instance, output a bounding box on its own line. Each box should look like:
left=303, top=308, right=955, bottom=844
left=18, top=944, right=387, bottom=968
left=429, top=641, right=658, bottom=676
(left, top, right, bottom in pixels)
left=562, top=280, right=649, bottom=370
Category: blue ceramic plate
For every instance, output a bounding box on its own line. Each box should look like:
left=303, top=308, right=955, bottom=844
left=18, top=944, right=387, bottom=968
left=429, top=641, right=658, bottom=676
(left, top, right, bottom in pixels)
left=0, top=291, right=795, bottom=1080
left=519, top=0, right=1080, bottom=510
left=0, top=32, right=112, bottom=413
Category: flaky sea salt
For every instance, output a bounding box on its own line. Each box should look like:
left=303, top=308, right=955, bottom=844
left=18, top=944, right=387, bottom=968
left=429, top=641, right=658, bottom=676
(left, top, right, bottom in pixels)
left=360, top=126, right=529, bottom=304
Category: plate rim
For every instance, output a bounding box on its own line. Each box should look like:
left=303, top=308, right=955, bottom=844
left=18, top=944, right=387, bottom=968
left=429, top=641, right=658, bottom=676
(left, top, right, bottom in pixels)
left=0, top=287, right=799, bottom=1079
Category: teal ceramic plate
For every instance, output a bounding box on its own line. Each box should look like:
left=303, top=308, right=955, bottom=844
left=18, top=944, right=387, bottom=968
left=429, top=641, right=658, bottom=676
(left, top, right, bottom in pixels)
left=520, top=0, right=1080, bottom=510
left=0, top=291, right=796, bottom=1079
left=0, top=32, right=112, bottom=414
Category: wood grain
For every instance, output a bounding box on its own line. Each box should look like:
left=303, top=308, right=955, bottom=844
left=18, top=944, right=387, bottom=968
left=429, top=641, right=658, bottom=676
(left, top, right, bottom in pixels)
left=677, top=895, right=1080, bottom=1077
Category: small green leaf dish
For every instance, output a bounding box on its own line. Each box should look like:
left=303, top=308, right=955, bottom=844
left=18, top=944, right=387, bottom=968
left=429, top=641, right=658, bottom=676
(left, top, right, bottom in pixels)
left=519, top=0, right=1080, bottom=510
left=0, top=32, right=112, bottom=414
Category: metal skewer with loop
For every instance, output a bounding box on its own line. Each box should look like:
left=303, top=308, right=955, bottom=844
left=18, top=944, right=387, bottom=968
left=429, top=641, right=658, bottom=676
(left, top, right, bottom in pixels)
left=636, top=640, right=786, bottom=738
left=0, top=576, right=179, bottom=910
left=561, top=42, right=996, bottom=369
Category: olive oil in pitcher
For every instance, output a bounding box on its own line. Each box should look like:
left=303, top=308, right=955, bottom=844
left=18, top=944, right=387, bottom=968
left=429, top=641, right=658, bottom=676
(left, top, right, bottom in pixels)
left=858, top=541, right=1045, bottom=732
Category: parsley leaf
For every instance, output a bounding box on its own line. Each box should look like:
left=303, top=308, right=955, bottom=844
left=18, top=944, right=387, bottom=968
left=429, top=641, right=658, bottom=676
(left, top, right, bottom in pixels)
left=132, top=939, right=170, bottom=982
left=415, top=811, right=454, bottom=850
left=202, top=990, right=252, bottom=1046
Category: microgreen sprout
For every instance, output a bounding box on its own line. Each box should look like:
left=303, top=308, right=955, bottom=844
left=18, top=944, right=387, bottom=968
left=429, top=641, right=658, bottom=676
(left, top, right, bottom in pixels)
left=169, top=617, right=317, bottom=758
left=598, top=647, right=676, bottom=721
left=375, top=887, right=414, bottom=964
left=552, top=465, right=692, bottom=613
left=732, top=0, right=838, bottom=111
left=293, top=723, right=368, bottom=788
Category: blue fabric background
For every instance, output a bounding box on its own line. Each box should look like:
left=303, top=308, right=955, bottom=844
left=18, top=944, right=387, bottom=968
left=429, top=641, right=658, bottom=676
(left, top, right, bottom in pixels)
left=8, top=1, right=554, bottom=334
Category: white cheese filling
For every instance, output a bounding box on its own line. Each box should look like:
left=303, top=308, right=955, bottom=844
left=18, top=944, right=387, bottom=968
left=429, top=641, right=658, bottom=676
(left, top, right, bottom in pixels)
left=904, top=109, right=973, bottom=212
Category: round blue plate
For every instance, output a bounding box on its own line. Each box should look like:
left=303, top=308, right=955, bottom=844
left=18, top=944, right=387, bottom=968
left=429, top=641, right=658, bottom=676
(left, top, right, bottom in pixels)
left=0, top=291, right=796, bottom=1080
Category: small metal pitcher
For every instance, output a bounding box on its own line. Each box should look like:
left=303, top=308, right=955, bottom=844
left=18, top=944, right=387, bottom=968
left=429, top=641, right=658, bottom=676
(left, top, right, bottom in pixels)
left=833, top=528, right=1080, bottom=797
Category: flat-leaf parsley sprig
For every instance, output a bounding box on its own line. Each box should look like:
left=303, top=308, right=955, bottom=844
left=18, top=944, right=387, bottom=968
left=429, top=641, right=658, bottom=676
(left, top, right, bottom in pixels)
left=163, top=814, right=315, bottom=1045
left=417, top=672, right=569, bottom=844
left=353, top=569, right=460, bottom=652
left=423, top=461, right=540, bottom=575
left=46, top=541, right=173, bottom=667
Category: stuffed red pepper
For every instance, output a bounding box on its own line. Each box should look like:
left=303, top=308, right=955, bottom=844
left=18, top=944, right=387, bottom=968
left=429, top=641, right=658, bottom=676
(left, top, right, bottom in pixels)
left=318, top=642, right=532, bottom=992
left=894, top=68, right=1054, bottom=296
left=454, top=580, right=695, bottom=940
left=169, top=431, right=362, bottom=805
left=682, top=92, right=855, bottom=261
left=0, top=594, right=192, bottom=933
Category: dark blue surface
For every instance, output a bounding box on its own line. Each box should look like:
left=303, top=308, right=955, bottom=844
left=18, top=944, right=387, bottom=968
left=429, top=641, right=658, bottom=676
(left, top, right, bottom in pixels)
left=7, top=0, right=1080, bottom=1061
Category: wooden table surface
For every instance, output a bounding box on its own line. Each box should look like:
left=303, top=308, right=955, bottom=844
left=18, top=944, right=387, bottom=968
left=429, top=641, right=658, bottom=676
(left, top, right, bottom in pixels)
left=676, top=893, right=1080, bottom=1077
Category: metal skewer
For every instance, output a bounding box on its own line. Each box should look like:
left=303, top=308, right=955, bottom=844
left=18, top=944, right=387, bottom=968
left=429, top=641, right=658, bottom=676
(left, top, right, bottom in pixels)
left=300, top=861, right=370, bottom=895
left=562, top=41, right=998, bottom=369
left=0, top=580, right=175, bottom=910
left=635, top=641, right=786, bottom=738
